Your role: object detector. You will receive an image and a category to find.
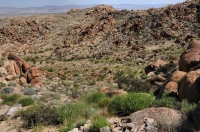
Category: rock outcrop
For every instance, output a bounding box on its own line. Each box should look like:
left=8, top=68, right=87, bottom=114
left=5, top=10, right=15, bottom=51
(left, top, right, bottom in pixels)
left=179, top=41, right=200, bottom=72
left=179, top=69, right=200, bottom=102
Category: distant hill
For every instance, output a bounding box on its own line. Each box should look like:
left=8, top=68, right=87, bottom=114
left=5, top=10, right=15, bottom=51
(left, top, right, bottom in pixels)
left=0, top=4, right=167, bottom=17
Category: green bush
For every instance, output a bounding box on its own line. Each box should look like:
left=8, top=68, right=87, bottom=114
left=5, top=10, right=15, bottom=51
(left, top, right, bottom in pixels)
left=98, top=97, right=112, bottom=108
left=152, top=96, right=177, bottom=109
left=90, top=115, right=111, bottom=132
left=2, top=94, right=21, bottom=106
left=17, top=104, right=61, bottom=128
left=87, top=92, right=107, bottom=104
left=109, top=93, right=154, bottom=115
left=58, top=102, right=89, bottom=123
left=181, top=99, right=197, bottom=115
left=18, top=97, right=34, bottom=107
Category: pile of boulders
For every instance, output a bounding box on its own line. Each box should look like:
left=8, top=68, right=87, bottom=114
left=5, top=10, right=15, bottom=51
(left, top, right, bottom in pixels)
left=1, top=52, right=42, bottom=87
left=147, top=40, right=200, bottom=103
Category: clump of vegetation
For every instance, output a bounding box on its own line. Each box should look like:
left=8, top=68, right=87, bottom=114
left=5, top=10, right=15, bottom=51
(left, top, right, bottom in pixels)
left=18, top=97, right=34, bottom=107
left=8, top=82, right=17, bottom=87
left=1, top=87, right=14, bottom=94
left=90, top=115, right=111, bottom=132
left=152, top=96, right=178, bottom=109
left=157, top=63, right=177, bottom=77
left=181, top=99, right=197, bottom=115
left=39, top=93, right=61, bottom=102
left=114, top=71, right=151, bottom=93
left=87, top=92, right=107, bottom=104
left=2, top=94, right=21, bottom=106
left=58, top=102, right=89, bottom=123
left=17, top=104, right=62, bottom=128
left=24, top=88, right=36, bottom=95
left=109, top=93, right=154, bottom=115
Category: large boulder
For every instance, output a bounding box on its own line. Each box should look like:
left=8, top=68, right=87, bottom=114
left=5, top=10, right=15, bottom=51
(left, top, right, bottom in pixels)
left=179, top=41, right=200, bottom=72
left=178, top=69, right=200, bottom=102
left=126, top=107, right=183, bottom=130
left=5, top=61, right=16, bottom=76
left=165, top=81, right=178, bottom=93
left=169, top=71, right=186, bottom=83
left=26, top=67, right=41, bottom=86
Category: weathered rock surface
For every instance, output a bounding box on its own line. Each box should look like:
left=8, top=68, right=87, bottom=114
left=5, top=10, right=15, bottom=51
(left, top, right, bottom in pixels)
left=179, top=41, right=200, bottom=72
left=179, top=69, right=200, bottom=102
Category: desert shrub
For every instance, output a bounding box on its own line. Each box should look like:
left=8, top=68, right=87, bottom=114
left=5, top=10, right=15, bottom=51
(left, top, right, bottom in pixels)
left=17, top=104, right=61, bottom=128
left=39, top=93, right=61, bottom=102
left=18, top=97, right=34, bottom=107
left=181, top=99, right=197, bottom=115
left=2, top=94, right=21, bottom=106
left=90, top=115, right=111, bottom=132
left=87, top=92, right=107, bottom=104
left=109, top=93, right=154, bottom=115
left=152, top=96, right=177, bottom=109
left=1, top=87, right=14, bottom=94
left=8, top=82, right=17, bottom=87
left=98, top=97, right=112, bottom=108
left=157, top=63, right=177, bottom=77
left=58, top=102, right=89, bottom=123
left=114, top=71, right=151, bottom=93
left=24, top=88, right=36, bottom=95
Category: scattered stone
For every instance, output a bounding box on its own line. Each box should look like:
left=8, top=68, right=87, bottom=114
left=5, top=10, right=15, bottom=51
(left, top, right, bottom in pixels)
left=100, top=126, right=110, bottom=132
left=6, top=104, right=22, bottom=116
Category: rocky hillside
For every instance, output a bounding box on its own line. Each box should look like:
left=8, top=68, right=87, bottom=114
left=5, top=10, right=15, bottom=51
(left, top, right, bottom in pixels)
left=1, top=0, right=200, bottom=131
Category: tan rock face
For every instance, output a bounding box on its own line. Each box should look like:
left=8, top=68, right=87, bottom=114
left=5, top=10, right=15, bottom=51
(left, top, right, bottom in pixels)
left=178, top=69, right=200, bottom=102
left=169, top=71, right=186, bottom=83
left=19, top=77, right=26, bottom=84
left=165, top=81, right=178, bottom=93
left=179, top=41, right=200, bottom=72
left=26, top=67, right=40, bottom=86
left=128, top=107, right=183, bottom=128
left=8, top=53, right=30, bottom=73
left=6, top=61, right=17, bottom=76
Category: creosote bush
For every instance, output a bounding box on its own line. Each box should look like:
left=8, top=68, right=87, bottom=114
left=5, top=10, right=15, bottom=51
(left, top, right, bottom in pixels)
left=152, top=96, right=178, bottom=109
left=90, top=115, right=111, bottom=132
left=18, top=97, right=34, bottom=107
left=109, top=93, right=154, bottom=115
left=2, top=94, right=21, bottom=106
left=58, top=102, right=89, bottom=123
left=87, top=92, right=107, bottom=104
left=17, top=104, right=62, bottom=128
